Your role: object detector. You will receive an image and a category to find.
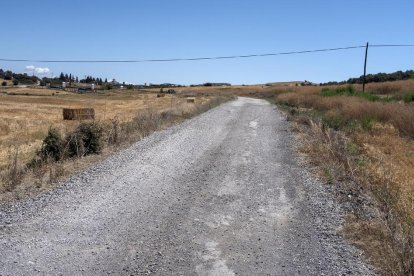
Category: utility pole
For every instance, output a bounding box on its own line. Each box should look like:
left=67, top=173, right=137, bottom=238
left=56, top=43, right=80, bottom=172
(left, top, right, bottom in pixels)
left=362, top=42, right=369, bottom=93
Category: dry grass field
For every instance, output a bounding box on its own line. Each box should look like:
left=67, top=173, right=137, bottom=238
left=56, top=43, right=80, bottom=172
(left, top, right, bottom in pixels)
left=0, top=86, right=229, bottom=202
left=269, top=80, right=414, bottom=275
left=0, top=88, right=211, bottom=169
left=145, top=83, right=299, bottom=97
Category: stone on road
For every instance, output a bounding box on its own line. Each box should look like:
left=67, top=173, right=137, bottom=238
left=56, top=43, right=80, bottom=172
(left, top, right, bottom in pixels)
left=0, top=97, right=373, bottom=275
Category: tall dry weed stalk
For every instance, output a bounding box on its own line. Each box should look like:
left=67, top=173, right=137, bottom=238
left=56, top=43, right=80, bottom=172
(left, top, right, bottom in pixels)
left=107, top=117, right=120, bottom=145
left=2, top=146, right=24, bottom=192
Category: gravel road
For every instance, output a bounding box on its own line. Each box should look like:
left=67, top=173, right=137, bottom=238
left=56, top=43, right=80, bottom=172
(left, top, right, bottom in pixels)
left=0, top=97, right=374, bottom=275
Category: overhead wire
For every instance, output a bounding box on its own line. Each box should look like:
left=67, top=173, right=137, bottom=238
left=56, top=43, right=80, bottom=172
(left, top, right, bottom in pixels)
left=0, top=44, right=413, bottom=63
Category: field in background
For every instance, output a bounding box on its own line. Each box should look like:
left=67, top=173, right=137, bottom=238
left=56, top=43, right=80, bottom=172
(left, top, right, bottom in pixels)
left=159, top=79, right=414, bottom=98
left=0, top=88, right=210, bottom=168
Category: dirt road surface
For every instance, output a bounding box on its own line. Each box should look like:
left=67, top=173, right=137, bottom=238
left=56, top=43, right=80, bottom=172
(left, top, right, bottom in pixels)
left=0, top=97, right=373, bottom=275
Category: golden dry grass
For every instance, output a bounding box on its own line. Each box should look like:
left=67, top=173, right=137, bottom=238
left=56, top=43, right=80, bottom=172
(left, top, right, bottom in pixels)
left=364, top=79, right=414, bottom=95
left=0, top=88, right=228, bottom=201
left=275, top=80, right=414, bottom=275
left=290, top=117, right=414, bottom=274
left=356, top=127, right=414, bottom=223
left=276, top=86, right=414, bottom=138
left=0, top=88, right=210, bottom=169
left=345, top=128, right=414, bottom=275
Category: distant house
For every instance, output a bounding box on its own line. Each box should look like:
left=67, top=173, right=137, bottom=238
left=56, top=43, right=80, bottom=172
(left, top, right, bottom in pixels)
left=110, top=79, right=120, bottom=85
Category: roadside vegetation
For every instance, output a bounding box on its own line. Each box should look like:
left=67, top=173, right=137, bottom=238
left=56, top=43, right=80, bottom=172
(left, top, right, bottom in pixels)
left=0, top=89, right=232, bottom=201
left=269, top=80, right=414, bottom=275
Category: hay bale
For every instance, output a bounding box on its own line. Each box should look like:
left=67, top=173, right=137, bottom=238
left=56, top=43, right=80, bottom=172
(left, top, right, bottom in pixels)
left=63, top=108, right=95, bottom=120
left=186, top=97, right=196, bottom=103
left=157, top=93, right=165, bottom=98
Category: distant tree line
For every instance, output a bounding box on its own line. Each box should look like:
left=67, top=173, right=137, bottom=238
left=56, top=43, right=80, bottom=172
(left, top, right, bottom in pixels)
left=57, top=73, right=77, bottom=84
left=56, top=73, right=104, bottom=85
left=0, top=69, right=39, bottom=85
left=145, top=83, right=184, bottom=89
left=348, top=70, right=414, bottom=84
left=322, top=70, right=414, bottom=86
left=0, top=68, right=111, bottom=87
left=79, top=76, right=104, bottom=85
left=190, top=83, right=231, bottom=87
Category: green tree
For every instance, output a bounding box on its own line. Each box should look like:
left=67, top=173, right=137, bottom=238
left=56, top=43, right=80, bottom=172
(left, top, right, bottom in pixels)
left=5, top=71, right=13, bottom=80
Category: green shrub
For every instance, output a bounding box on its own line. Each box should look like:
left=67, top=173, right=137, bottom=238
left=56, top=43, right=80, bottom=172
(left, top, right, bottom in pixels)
left=322, top=113, right=346, bottom=130
left=360, top=116, right=377, bottom=130
left=359, top=93, right=391, bottom=102
left=65, top=122, right=103, bottom=158
left=103, top=84, right=113, bottom=90
left=404, top=92, right=414, bottom=103
left=321, top=85, right=356, bottom=97
left=39, top=128, right=64, bottom=161
left=65, top=130, right=85, bottom=158
left=321, top=85, right=397, bottom=102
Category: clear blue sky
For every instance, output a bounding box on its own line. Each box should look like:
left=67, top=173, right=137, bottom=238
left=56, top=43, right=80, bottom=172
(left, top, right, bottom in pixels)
left=1, top=0, right=413, bottom=85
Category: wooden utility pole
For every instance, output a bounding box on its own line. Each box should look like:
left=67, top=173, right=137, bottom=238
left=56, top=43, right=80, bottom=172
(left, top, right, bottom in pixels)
left=362, top=42, right=369, bottom=93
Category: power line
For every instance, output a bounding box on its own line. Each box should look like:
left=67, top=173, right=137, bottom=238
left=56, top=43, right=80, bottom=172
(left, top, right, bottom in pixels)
left=0, top=45, right=366, bottom=63
left=370, top=44, right=414, bottom=48
left=0, top=44, right=413, bottom=64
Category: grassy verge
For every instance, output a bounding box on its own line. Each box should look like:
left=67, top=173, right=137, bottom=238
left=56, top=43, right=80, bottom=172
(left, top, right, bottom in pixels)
left=0, top=95, right=233, bottom=202
left=277, top=88, right=414, bottom=138
left=273, top=85, right=414, bottom=275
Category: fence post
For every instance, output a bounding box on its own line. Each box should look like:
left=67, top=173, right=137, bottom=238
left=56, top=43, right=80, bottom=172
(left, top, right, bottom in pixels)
left=362, top=42, right=369, bottom=93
